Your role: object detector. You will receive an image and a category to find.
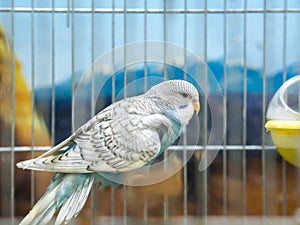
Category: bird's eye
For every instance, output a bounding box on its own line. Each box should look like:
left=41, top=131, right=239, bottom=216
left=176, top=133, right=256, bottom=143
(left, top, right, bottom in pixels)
left=180, top=92, right=190, bottom=98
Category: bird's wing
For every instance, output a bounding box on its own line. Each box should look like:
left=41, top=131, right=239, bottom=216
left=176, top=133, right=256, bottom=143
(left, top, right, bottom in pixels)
left=75, top=103, right=171, bottom=173
left=16, top=134, right=76, bottom=171
left=17, top=98, right=176, bottom=173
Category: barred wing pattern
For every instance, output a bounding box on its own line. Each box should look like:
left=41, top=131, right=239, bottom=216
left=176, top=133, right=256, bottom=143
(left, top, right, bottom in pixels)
left=17, top=96, right=176, bottom=173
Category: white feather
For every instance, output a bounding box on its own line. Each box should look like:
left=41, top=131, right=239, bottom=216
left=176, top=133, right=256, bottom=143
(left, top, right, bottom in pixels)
left=19, top=184, right=59, bottom=225
left=55, top=191, right=74, bottom=225
left=66, top=176, right=94, bottom=223
left=22, top=135, right=75, bottom=170
left=73, top=176, right=95, bottom=217
left=32, top=202, right=56, bottom=225
left=17, top=156, right=92, bottom=173
left=19, top=174, right=95, bottom=225
left=55, top=175, right=95, bottom=225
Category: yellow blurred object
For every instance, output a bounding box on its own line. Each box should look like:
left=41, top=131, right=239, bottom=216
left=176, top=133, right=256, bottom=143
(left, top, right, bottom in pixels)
left=0, top=24, right=51, bottom=146
left=265, top=120, right=300, bottom=168
left=0, top=24, right=51, bottom=216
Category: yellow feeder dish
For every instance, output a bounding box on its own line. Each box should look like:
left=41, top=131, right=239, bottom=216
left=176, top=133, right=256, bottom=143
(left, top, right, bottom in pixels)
left=265, top=120, right=300, bottom=167
left=265, top=75, right=300, bottom=167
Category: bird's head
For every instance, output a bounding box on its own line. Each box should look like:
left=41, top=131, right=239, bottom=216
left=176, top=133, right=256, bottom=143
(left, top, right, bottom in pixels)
left=146, top=80, right=200, bottom=125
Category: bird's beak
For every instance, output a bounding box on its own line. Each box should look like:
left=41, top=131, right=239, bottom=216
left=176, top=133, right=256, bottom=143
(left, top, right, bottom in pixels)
left=192, top=96, right=200, bottom=115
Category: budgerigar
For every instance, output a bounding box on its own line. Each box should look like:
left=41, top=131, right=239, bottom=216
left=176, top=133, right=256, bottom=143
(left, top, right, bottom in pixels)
left=17, top=79, right=200, bottom=225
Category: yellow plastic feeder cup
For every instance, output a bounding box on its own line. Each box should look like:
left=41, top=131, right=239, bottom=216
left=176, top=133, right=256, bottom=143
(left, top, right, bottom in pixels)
left=265, top=75, right=300, bottom=168
left=265, top=120, right=300, bottom=167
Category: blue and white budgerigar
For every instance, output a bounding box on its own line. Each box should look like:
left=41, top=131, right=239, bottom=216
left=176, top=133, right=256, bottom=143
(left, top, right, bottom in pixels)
left=17, top=79, right=200, bottom=225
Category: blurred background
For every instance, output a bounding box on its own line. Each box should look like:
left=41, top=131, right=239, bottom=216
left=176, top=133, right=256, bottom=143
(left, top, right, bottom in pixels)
left=1, top=0, right=300, bottom=224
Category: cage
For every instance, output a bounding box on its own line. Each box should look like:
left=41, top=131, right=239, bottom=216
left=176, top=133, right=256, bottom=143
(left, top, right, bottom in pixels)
left=1, top=0, right=300, bottom=225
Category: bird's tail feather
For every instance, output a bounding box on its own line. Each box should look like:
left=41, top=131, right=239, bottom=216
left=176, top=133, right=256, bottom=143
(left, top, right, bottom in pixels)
left=19, top=173, right=95, bottom=225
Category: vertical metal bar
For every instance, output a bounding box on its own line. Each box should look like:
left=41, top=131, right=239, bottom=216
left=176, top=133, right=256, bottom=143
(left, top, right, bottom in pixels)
left=110, top=187, right=115, bottom=225
left=282, top=0, right=287, bottom=88
left=143, top=196, right=148, bottom=225
left=163, top=0, right=167, bottom=82
left=202, top=0, right=208, bottom=223
left=222, top=0, right=228, bottom=218
left=30, top=0, right=35, bottom=208
left=242, top=0, right=248, bottom=219
left=10, top=0, right=15, bottom=224
left=90, top=1, right=95, bottom=225
left=111, top=0, right=116, bottom=103
left=51, top=0, right=55, bottom=146
left=123, top=1, right=127, bottom=225
left=281, top=0, right=288, bottom=218
left=67, top=0, right=70, bottom=27
left=143, top=1, right=148, bottom=223
left=143, top=0, right=147, bottom=91
left=91, top=1, right=95, bottom=93
left=71, top=0, right=75, bottom=132
left=183, top=0, right=187, bottom=82
left=183, top=127, right=188, bottom=223
left=163, top=0, right=169, bottom=224
left=183, top=0, right=188, bottom=223
left=281, top=141, right=287, bottom=221
left=123, top=185, right=127, bottom=225
left=262, top=0, right=267, bottom=217
left=111, top=1, right=116, bottom=223
left=123, top=0, right=127, bottom=98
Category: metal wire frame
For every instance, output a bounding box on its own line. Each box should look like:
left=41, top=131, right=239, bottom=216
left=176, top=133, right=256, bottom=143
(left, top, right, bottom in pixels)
left=0, top=145, right=277, bottom=153
left=9, top=1, right=15, bottom=224
left=242, top=0, right=248, bottom=218
left=163, top=1, right=168, bottom=223
left=262, top=0, right=267, bottom=216
left=281, top=0, right=288, bottom=218
left=1, top=7, right=300, bottom=13
left=30, top=0, right=35, bottom=213
left=110, top=1, right=116, bottom=225
left=2, top=0, right=299, bottom=224
left=222, top=0, right=228, bottom=217
left=123, top=1, right=128, bottom=224
left=202, top=1, right=208, bottom=223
